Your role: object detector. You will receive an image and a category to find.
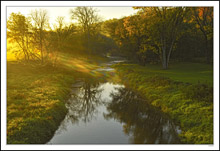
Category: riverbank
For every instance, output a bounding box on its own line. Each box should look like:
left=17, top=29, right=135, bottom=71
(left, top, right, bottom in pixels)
left=113, top=62, right=213, bottom=144
left=7, top=54, right=108, bottom=144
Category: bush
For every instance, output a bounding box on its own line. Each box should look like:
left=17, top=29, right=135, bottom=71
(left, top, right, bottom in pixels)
left=182, top=83, right=213, bottom=103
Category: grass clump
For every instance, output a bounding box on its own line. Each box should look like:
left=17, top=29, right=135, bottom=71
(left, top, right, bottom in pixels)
left=113, top=62, right=213, bottom=144
left=181, top=83, right=213, bottom=103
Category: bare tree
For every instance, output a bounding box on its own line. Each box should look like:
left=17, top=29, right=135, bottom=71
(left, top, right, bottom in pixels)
left=70, top=7, right=100, bottom=33
left=7, top=12, right=31, bottom=62
left=51, top=16, right=76, bottom=67
left=70, top=7, right=101, bottom=54
left=30, top=9, right=49, bottom=64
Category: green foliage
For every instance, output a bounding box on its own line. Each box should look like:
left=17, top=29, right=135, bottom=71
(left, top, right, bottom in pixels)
left=113, top=62, right=213, bottom=144
left=105, top=7, right=213, bottom=67
left=182, top=83, right=213, bottom=103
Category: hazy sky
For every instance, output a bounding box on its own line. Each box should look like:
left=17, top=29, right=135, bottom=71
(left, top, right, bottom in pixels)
left=7, top=7, right=138, bottom=27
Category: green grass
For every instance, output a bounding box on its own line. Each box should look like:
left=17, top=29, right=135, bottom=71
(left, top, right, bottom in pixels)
left=7, top=62, right=75, bottom=143
left=113, top=62, right=213, bottom=144
left=117, top=62, right=213, bottom=86
left=7, top=53, right=108, bottom=144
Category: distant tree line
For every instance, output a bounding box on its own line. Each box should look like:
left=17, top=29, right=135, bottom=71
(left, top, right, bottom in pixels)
left=7, top=7, right=213, bottom=69
left=103, top=7, right=213, bottom=69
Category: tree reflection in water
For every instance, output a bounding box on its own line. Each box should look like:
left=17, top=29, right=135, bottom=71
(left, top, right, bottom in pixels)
left=66, top=78, right=104, bottom=124
left=104, top=87, right=181, bottom=144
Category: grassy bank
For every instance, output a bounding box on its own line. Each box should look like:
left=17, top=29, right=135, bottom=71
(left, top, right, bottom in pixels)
left=113, top=62, right=213, bottom=144
left=7, top=54, right=107, bottom=144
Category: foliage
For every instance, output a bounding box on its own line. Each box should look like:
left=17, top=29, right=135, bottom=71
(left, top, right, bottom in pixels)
left=182, top=83, right=213, bottom=103
left=70, top=7, right=104, bottom=55
left=7, top=7, right=213, bottom=66
left=7, top=13, right=32, bottom=61
left=192, top=7, right=213, bottom=63
left=7, top=9, right=113, bottom=65
left=104, top=7, right=213, bottom=68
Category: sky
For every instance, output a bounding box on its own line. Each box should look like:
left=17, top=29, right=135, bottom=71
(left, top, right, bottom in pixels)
left=7, top=7, right=138, bottom=27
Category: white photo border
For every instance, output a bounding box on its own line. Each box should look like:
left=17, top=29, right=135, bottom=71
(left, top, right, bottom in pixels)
left=1, top=1, right=219, bottom=150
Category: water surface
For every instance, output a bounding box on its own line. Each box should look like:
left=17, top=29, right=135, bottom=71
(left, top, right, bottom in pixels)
left=47, top=60, right=181, bottom=144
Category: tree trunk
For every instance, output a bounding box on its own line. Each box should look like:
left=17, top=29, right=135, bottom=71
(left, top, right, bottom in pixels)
left=161, top=35, right=167, bottom=69
left=162, top=47, right=167, bottom=69
left=21, top=36, right=27, bottom=61
left=166, top=39, right=175, bottom=68
left=204, top=35, right=210, bottom=64
left=26, top=35, right=30, bottom=61
left=40, top=29, right=44, bottom=64
left=40, top=41, right=43, bottom=64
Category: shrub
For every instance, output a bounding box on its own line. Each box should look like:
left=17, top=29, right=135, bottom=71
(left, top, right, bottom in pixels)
left=182, top=83, right=213, bottom=103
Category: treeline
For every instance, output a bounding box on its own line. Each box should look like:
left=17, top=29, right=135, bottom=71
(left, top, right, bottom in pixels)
left=7, top=7, right=115, bottom=66
left=7, top=7, right=213, bottom=69
left=103, top=7, right=213, bottom=69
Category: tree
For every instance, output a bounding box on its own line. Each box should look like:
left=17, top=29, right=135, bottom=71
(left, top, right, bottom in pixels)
left=50, top=16, right=76, bottom=66
left=30, top=9, right=49, bottom=64
left=70, top=7, right=101, bottom=55
left=122, top=15, right=159, bottom=64
left=103, top=18, right=119, bottom=38
left=135, top=7, right=186, bottom=69
left=55, top=16, right=76, bottom=50
left=105, top=7, right=187, bottom=67
left=7, top=12, right=31, bottom=62
left=104, top=18, right=134, bottom=58
left=192, top=7, right=213, bottom=64
left=152, top=7, right=185, bottom=69
left=123, top=15, right=144, bottom=61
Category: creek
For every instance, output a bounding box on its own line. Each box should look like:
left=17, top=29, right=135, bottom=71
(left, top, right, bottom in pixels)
left=47, top=58, right=181, bottom=144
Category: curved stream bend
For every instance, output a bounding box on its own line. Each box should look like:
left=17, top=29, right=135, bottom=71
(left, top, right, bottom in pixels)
left=47, top=59, right=181, bottom=144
